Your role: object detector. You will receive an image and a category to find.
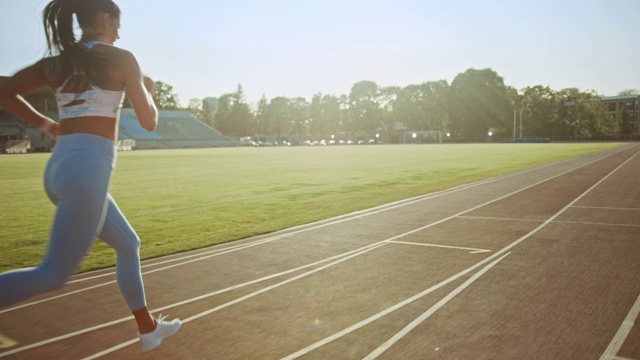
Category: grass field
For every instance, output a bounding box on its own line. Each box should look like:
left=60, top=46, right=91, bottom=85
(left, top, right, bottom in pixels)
left=0, top=142, right=624, bottom=273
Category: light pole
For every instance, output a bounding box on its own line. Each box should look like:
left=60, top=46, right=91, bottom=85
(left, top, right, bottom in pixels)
left=513, top=109, right=523, bottom=140
left=513, top=110, right=516, bottom=140
left=519, top=110, right=523, bottom=139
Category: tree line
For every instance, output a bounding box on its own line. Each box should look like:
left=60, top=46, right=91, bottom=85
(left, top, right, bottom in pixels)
left=140, top=68, right=639, bottom=143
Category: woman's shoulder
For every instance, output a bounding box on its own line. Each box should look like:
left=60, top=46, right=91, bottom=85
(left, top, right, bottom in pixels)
left=35, top=55, right=61, bottom=70
left=95, top=44, right=138, bottom=65
left=33, top=56, right=62, bottom=84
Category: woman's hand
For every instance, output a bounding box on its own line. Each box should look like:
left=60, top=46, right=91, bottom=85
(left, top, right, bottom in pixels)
left=39, top=119, right=59, bottom=139
left=0, top=61, right=62, bottom=137
left=49, top=122, right=60, bottom=139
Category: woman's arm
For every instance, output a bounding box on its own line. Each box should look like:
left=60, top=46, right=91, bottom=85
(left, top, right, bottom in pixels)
left=0, top=62, right=59, bottom=138
left=143, top=75, right=155, bottom=95
left=121, top=50, right=158, bottom=131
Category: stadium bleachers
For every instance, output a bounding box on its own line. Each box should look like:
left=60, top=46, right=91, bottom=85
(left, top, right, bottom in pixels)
left=154, top=110, right=224, bottom=139
left=119, top=109, right=222, bottom=140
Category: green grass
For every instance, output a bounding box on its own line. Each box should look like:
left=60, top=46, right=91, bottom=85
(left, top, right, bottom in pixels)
left=0, top=142, right=623, bottom=272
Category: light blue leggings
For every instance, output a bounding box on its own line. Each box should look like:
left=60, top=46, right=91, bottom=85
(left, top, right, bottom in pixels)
left=0, top=134, right=146, bottom=311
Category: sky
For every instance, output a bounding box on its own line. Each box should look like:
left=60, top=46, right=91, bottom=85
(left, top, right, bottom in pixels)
left=1, top=0, right=638, bottom=107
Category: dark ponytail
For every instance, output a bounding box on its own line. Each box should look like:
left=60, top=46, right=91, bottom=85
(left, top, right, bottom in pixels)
left=43, top=0, right=77, bottom=56
left=42, top=0, right=121, bottom=85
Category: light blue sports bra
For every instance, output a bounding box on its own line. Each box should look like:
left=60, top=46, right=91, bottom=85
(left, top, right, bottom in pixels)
left=55, top=41, right=125, bottom=120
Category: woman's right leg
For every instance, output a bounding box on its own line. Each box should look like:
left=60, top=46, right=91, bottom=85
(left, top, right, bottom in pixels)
left=0, top=147, right=112, bottom=307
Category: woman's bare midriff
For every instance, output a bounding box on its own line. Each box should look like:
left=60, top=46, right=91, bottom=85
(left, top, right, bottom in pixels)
left=59, top=117, right=119, bottom=141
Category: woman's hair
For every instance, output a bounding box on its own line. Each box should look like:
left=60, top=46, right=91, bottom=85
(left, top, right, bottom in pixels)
left=42, top=0, right=121, bottom=85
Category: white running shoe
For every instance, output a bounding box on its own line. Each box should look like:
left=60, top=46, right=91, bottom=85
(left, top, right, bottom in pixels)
left=138, top=314, right=182, bottom=352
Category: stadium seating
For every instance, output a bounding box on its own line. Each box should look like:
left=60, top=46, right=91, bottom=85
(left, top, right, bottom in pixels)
left=154, top=110, right=224, bottom=139
left=119, top=109, right=223, bottom=140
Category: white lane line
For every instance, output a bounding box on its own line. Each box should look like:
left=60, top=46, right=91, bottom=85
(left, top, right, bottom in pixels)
left=459, top=216, right=640, bottom=228
left=572, top=206, right=640, bottom=211
left=363, top=253, right=511, bottom=360
left=0, top=334, right=17, bottom=350
left=553, top=221, right=640, bottom=228
left=387, top=240, right=491, bottom=254
left=80, top=243, right=388, bottom=360
left=599, top=293, right=640, bottom=360
left=1, top=145, right=625, bottom=314
left=0, top=242, right=385, bottom=358
left=282, top=147, right=640, bottom=360
left=458, top=215, right=544, bottom=223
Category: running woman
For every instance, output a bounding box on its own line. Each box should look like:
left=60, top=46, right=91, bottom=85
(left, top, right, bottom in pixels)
left=0, top=0, right=180, bottom=352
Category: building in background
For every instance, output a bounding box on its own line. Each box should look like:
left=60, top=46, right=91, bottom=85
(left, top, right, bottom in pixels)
left=600, top=95, right=640, bottom=136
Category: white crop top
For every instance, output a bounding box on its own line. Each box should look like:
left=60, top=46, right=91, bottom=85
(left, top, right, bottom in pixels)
left=55, top=41, right=125, bottom=120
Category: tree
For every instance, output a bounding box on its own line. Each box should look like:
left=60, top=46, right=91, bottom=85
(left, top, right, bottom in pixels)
left=254, top=95, right=269, bottom=136
left=214, top=85, right=254, bottom=136
left=394, top=84, right=424, bottom=131
left=520, top=86, right=563, bottom=138
left=349, top=80, right=382, bottom=135
left=228, top=84, right=254, bottom=136
left=288, top=97, right=310, bottom=143
left=581, top=93, right=615, bottom=137
left=449, top=68, right=512, bottom=141
left=187, top=98, right=205, bottom=123
left=558, top=88, right=614, bottom=139
left=309, top=93, right=324, bottom=138
left=202, top=98, right=218, bottom=127
left=338, top=94, right=353, bottom=137
left=309, top=93, right=340, bottom=139
left=265, top=97, right=291, bottom=140
left=392, top=81, right=451, bottom=143
left=377, top=86, right=400, bottom=142
left=213, top=94, right=232, bottom=134
left=618, top=89, right=639, bottom=96
left=152, top=81, right=181, bottom=110
left=121, top=80, right=180, bottom=110
left=412, top=80, right=450, bottom=131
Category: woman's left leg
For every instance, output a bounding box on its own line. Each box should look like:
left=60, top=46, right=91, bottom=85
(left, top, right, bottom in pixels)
left=97, top=194, right=155, bottom=332
left=97, top=194, right=181, bottom=349
left=97, top=194, right=146, bottom=311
